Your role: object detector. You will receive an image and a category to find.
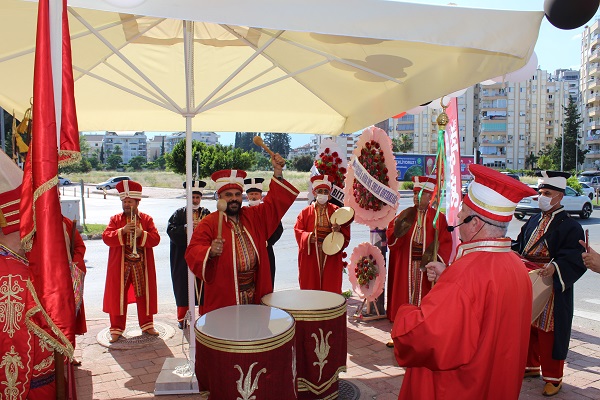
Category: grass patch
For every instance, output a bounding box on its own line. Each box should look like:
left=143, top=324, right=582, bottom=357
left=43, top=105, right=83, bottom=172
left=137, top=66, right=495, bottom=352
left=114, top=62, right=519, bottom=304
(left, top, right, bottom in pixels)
left=83, top=223, right=106, bottom=236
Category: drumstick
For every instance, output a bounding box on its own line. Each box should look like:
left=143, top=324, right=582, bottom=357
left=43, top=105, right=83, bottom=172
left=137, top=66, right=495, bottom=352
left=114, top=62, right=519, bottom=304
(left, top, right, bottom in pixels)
left=585, top=229, right=589, bottom=252
left=253, top=136, right=275, bottom=157
left=216, top=199, right=227, bottom=240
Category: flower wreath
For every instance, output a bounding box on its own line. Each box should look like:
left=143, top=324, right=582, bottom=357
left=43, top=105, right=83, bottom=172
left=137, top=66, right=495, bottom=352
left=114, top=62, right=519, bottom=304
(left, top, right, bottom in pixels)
left=314, top=145, right=346, bottom=189
left=343, top=126, right=399, bottom=229
left=348, top=242, right=386, bottom=302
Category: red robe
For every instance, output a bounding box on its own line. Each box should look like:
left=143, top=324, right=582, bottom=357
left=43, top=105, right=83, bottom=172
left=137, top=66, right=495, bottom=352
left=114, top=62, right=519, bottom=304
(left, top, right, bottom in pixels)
left=0, top=244, right=58, bottom=399
left=392, top=238, right=532, bottom=400
left=102, top=212, right=160, bottom=316
left=294, top=202, right=351, bottom=293
left=63, top=217, right=87, bottom=335
left=386, top=207, right=452, bottom=321
left=185, top=178, right=298, bottom=315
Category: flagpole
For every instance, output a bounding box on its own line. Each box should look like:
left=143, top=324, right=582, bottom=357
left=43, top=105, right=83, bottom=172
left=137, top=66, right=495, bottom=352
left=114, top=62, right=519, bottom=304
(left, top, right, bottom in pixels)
left=50, top=0, right=62, bottom=143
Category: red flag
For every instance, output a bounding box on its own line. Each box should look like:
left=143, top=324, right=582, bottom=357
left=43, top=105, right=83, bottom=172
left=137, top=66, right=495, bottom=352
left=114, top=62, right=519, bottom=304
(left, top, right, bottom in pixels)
left=444, top=97, right=461, bottom=261
left=20, top=0, right=80, bottom=353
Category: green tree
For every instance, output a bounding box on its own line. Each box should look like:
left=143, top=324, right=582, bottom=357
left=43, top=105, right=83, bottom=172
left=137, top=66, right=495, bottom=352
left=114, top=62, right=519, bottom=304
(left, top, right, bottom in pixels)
left=166, top=141, right=256, bottom=178
left=234, top=132, right=259, bottom=152
left=88, top=156, right=100, bottom=170
left=113, top=144, right=123, bottom=156
left=251, top=154, right=272, bottom=171
left=99, top=145, right=105, bottom=163
left=59, top=136, right=92, bottom=173
left=160, top=136, right=165, bottom=156
left=105, top=153, right=123, bottom=170
left=291, top=155, right=314, bottom=172
left=264, top=133, right=291, bottom=158
left=392, top=135, right=413, bottom=153
left=128, top=156, right=146, bottom=171
left=525, top=152, right=538, bottom=170
left=537, top=154, right=554, bottom=170
left=1, top=110, right=14, bottom=155
left=548, top=96, right=585, bottom=171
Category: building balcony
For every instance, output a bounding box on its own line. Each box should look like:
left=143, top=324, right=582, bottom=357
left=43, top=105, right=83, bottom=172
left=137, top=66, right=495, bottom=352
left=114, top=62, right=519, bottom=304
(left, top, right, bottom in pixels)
left=590, top=65, right=600, bottom=77
left=591, top=121, right=600, bottom=130
left=589, top=107, right=600, bottom=117
left=589, top=80, right=600, bottom=91
left=592, top=35, right=600, bottom=49
left=587, top=135, right=600, bottom=144
left=585, top=151, right=600, bottom=159
left=588, top=93, right=600, bottom=104
left=591, top=49, right=600, bottom=63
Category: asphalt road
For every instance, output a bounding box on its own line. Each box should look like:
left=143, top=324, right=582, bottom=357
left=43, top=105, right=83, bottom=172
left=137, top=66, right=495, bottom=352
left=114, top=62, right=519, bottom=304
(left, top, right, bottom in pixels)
left=67, top=188, right=600, bottom=332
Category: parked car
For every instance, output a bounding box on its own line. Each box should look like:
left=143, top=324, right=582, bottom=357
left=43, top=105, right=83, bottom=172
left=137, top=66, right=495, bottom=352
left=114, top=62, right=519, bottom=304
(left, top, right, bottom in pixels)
left=95, top=176, right=131, bottom=190
left=578, top=173, right=600, bottom=192
left=579, top=182, right=595, bottom=200
left=58, top=176, right=71, bottom=186
left=500, top=172, right=520, bottom=181
left=514, top=186, right=593, bottom=220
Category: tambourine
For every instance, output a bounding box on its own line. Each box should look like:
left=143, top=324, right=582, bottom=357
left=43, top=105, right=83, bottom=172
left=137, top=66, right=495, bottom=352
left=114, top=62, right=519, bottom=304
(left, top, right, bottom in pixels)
left=394, top=206, right=417, bottom=238
left=323, top=232, right=345, bottom=256
left=330, top=206, right=355, bottom=226
left=529, top=270, right=553, bottom=323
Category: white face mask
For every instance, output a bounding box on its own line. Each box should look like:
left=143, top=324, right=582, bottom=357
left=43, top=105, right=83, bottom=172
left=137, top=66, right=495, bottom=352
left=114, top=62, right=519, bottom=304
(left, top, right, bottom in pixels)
left=248, top=199, right=261, bottom=207
left=316, top=194, right=329, bottom=204
left=538, top=195, right=554, bottom=212
left=191, top=203, right=201, bottom=210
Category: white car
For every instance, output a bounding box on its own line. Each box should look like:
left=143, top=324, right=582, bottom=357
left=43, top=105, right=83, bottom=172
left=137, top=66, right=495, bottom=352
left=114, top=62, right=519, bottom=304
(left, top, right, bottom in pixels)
left=514, top=186, right=593, bottom=220
left=58, top=176, right=71, bottom=186
left=579, top=182, right=595, bottom=200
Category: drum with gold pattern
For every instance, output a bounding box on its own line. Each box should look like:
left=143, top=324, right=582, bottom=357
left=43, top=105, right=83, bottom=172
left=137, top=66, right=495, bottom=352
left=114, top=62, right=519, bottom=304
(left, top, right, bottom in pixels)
left=262, top=290, right=347, bottom=400
left=195, top=304, right=297, bottom=399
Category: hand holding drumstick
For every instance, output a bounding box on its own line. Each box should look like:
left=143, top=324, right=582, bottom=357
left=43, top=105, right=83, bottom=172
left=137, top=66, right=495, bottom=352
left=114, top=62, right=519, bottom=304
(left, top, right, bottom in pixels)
left=579, top=239, right=600, bottom=274
left=253, top=136, right=285, bottom=176
left=210, top=200, right=227, bottom=258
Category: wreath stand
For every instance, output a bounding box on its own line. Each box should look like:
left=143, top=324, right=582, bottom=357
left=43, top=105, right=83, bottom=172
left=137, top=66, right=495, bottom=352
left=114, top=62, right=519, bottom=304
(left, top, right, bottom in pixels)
left=352, top=228, right=387, bottom=321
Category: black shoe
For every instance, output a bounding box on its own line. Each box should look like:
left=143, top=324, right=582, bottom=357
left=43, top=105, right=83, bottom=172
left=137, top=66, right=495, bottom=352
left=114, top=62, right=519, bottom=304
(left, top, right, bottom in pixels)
left=178, top=321, right=184, bottom=330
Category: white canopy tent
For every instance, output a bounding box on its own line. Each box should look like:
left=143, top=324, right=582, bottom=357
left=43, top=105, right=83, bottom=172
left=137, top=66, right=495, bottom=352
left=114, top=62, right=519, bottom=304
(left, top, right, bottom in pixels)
left=1, top=0, right=544, bottom=133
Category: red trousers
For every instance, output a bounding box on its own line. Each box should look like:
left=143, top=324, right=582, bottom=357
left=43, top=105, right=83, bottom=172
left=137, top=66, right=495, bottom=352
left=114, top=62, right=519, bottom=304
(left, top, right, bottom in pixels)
left=109, top=298, right=154, bottom=336
left=526, top=327, right=564, bottom=384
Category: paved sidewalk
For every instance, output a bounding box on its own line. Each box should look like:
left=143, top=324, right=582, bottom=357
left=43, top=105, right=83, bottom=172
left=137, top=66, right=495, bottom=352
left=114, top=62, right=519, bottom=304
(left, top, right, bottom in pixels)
left=73, top=297, right=600, bottom=400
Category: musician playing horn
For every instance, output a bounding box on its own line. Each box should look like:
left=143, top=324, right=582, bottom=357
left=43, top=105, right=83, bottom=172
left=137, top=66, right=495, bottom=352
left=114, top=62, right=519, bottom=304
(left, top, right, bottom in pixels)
left=102, top=180, right=160, bottom=343
left=386, top=175, right=452, bottom=327
left=294, top=174, right=351, bottom=293
left=392, top=165, right=536, bottom=400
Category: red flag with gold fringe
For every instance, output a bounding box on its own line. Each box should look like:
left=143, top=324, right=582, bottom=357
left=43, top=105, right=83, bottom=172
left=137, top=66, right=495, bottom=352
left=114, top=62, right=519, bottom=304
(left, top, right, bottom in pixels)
left=20, top=0, right=80, bottom=353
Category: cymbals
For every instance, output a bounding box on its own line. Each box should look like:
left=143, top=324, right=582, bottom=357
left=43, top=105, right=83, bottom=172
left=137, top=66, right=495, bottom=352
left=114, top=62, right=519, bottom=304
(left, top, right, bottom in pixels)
left=322, top=232, right=345, bottom=255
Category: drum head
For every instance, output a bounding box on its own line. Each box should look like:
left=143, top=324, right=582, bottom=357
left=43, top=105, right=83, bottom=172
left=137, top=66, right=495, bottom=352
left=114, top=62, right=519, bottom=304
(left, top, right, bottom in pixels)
left=322, top=232, right=344, bottom=255
left=262, top=289, right=346, bottom=310
left=195, top=304, right=294, bottom=341
left=529, top=270, right=553, bottom=323
left=330, top=207, right=354, bottom=226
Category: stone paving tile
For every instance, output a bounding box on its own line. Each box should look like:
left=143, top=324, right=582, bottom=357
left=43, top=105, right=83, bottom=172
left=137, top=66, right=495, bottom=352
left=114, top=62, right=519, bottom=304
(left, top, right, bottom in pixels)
left=73, top=303, right=600, bottom=400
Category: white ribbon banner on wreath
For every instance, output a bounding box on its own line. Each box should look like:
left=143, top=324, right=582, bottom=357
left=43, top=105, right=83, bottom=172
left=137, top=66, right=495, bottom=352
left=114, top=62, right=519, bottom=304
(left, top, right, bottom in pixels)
left=351, top=157, right=399, bottom=206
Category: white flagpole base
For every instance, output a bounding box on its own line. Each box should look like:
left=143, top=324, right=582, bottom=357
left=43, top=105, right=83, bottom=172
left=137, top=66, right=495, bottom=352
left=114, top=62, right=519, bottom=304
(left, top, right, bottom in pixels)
left=154, top=358, right=199, bottom=395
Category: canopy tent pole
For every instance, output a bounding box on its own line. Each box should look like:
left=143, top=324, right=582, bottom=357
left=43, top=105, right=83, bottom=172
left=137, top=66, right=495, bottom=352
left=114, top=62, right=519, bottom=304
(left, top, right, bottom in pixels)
left=155, top=19, right=199, bottom=395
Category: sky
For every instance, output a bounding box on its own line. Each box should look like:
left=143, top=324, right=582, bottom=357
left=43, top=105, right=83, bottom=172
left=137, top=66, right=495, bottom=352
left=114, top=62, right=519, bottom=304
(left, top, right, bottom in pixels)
left=141, top=1, right=595, bottom=150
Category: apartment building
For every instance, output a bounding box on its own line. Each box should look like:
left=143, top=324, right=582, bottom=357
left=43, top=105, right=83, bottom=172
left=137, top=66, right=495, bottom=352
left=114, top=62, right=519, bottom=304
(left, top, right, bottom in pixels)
left=146, top=131, right=220, bottom=160
left=581, top=19, right=600, bottom=169
left=388, top=72, right=569, bottom=170
left=309, top=133, right=358, bottom=161
left=103, top=131, right=147, bottom=164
